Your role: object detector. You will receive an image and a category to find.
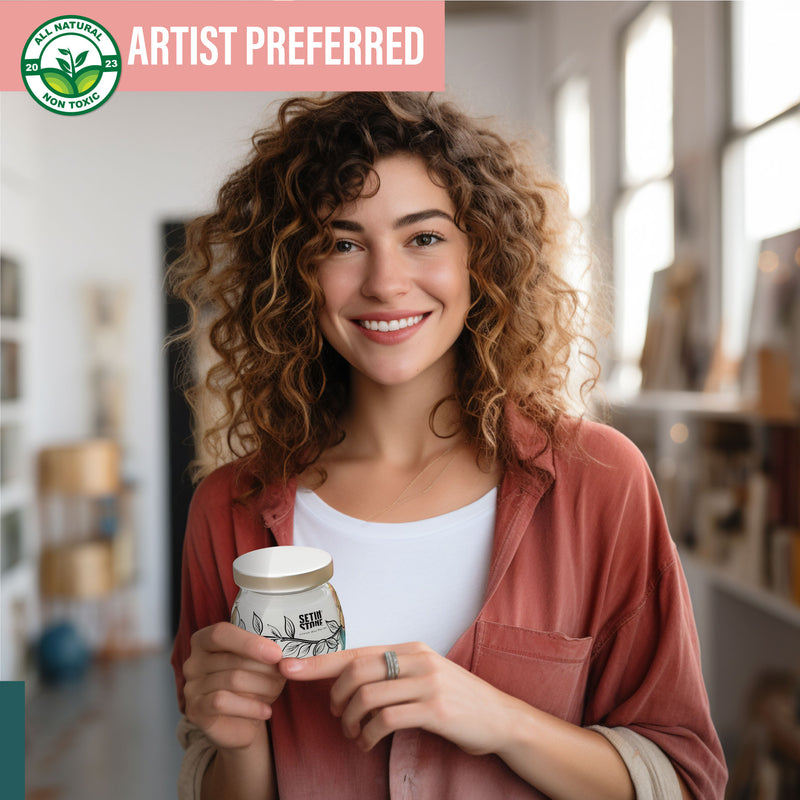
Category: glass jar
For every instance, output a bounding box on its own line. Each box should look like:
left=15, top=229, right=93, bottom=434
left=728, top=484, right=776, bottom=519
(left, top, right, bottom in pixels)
left=230, top=546, right=345, bottom=657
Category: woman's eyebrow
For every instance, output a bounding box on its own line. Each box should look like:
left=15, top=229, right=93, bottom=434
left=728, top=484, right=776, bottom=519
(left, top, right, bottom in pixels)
left=331, top=209, right=454, bottom=232
left=331, top=219, right=363, bottom=232
left=394, top=209, right=454, bottom=228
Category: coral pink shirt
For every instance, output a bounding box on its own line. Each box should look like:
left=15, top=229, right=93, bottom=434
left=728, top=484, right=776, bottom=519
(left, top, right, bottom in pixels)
left=171, top=415, right=727, bottom=799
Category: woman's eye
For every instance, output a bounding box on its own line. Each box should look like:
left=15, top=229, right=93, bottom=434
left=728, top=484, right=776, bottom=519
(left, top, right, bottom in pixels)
left=411, top=232, right=441, bottom=247
left=334, top=240, right=356, bottom=254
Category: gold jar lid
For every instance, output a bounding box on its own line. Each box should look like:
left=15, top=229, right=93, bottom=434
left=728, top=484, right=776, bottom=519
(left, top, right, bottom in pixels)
left=232, top=546, right=334, bottom=594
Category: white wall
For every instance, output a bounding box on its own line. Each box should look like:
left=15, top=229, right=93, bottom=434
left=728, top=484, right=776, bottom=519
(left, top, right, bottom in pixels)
left=0, top=92, right=46, bottom=678
left=445, top=2, right=537, bottom=125
left=1, top=91, right=295, bottom=657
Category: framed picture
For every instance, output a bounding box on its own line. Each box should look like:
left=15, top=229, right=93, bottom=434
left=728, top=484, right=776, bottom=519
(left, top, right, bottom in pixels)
left=741, top=228, right=800, bottom=416
left=0, top=254, right=21, bottom=319
left=1, top=339, right=21, bottom=401
left=1, top=509, right=24, bottom=573
left=0, top=425, right=22, bottom=486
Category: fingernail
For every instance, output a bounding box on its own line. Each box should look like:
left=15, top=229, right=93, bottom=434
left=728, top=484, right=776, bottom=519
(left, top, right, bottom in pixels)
left=282, top=658, right=302, bottom=674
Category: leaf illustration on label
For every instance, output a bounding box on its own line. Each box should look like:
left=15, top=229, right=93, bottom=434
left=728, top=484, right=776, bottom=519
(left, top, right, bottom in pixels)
left=326, top=636, right=339, bottom=652
left=297, top=642, right=313, bottom=658
left=313, top=640, right=326, bottom=655
left=57, top=58, right=71, bottom=74
left=75, top=50, right=88, bottom=68
left=237, top=618, right=247, bottom=630
left=326, top=620, right=341, bottom=634
left=252, top=612, right=264, bottom=636
left=283, top=640, right=301, bottom=657
left=284, top=616, right=296, bottom=638
left=265, top=623, right=281, bottom=638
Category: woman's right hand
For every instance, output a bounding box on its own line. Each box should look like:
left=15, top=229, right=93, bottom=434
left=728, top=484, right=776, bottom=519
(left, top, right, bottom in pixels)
left=183, top=622, right=286, bottom=750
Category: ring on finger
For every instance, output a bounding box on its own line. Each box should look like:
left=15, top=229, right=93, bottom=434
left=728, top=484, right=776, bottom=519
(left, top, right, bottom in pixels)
left=384, top=650, right=400, bottom=680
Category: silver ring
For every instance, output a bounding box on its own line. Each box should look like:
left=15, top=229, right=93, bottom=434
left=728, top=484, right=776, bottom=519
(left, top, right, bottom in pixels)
left=384, top=650, right=400, bottom=680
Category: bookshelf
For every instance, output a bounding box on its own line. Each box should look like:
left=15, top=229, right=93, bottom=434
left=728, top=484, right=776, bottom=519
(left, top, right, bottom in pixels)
left=601, top=390, right=799, bottom=608
left=599, top=389, right=800, bottom=760
left=683, top=550, right=800, bottom=629
left=1, top=252, right=35, bottom=682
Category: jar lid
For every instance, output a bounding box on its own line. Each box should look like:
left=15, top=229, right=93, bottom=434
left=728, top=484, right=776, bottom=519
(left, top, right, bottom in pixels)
left=232, top=546, right=334, bottom=594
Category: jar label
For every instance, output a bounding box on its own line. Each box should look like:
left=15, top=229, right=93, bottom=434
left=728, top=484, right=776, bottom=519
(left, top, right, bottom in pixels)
left=231, top=604, right=345, bottom=658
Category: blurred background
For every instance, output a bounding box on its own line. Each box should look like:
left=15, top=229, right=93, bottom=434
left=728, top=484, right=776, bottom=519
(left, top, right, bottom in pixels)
left=2, top=2, right=799, bottom=798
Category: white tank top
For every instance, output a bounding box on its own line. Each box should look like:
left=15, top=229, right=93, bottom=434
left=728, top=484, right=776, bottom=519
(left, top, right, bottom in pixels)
left=293, top=487, right=497, bottom=656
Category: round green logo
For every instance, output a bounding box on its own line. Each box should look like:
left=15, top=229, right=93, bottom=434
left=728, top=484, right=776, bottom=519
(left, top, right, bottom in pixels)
left=21, top=15, right=121, bottom=115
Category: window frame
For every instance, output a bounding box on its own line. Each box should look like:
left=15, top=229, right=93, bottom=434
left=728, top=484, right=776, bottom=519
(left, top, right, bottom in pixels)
left=720, top=0, right=800, bottom=363
left=612, top=0, right=677, bottom=382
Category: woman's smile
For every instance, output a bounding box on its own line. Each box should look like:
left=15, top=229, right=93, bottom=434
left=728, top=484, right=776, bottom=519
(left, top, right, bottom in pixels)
left=355, top=313, right=427, bottom=332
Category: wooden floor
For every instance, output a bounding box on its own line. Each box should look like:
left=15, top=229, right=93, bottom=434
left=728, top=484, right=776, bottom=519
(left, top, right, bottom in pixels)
left=26, top=651, right=183, bottom=800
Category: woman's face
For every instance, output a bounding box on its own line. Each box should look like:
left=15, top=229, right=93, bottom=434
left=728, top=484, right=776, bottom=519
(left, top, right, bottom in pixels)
left=316, top=153, right=471, bottom=389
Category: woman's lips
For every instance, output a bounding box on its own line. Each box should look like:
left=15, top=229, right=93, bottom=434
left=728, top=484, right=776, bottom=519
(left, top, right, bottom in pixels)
left=351, top=312, right=430, bottom=342
left=358, top=314, right=424, bottom=332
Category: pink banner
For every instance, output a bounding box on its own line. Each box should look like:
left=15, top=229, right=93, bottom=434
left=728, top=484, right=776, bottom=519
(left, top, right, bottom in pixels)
left=1, top=1, right=444, bottom=92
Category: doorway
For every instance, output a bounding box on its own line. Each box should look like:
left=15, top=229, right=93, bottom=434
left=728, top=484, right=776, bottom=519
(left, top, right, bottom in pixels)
left=162, top=221, right=195, bottom=636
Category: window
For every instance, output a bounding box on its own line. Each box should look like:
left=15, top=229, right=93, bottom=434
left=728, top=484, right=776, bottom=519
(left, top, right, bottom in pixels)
left=554, top=75, right=592, bottom=289
left=554, top=75, right=594, bottom=407
left=731, top=0, right=800, bottom=129
left=555, top=76, right=592, bottom=222
left=614, top=3, right=674, bottom=384
left=722, top=0, right=800, bottom=360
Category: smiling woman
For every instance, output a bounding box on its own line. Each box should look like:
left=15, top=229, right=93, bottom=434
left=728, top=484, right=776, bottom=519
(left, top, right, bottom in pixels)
left=167, top=93, right=726, bottom=800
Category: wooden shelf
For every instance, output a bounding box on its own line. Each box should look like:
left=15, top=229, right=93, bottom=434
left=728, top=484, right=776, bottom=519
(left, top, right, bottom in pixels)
left=683, top=551, right=800, bottom=628
left=604, top=390, right=800, bottom=630
left=598, top=388, right=799, bottom=424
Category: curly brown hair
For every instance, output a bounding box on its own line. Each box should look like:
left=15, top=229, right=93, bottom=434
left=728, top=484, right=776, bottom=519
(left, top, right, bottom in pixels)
left=169, top=92, right=600, bottom=490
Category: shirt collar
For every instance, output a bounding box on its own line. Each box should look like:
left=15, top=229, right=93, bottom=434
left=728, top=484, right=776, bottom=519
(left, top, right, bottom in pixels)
left=503, top=402, right=556, bottom=479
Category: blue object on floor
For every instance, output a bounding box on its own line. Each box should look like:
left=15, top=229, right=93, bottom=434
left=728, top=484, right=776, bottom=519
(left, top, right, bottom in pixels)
left=37, top=621, right=91, bottom=684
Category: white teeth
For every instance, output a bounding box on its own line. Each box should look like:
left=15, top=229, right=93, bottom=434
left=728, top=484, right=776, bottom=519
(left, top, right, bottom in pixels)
left=359, top=315, right=424, bottom=332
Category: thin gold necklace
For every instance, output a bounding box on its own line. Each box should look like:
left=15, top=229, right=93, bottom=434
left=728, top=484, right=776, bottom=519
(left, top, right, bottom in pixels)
left=364, top=443, right=461, bottom=522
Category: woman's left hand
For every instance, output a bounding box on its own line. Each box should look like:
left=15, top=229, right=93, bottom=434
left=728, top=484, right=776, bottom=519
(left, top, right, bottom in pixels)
left=279, top=642, right=516, bottom=755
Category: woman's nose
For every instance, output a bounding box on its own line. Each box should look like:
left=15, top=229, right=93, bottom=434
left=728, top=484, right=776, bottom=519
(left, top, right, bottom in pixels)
left=360, top=245, right=411, bottom=300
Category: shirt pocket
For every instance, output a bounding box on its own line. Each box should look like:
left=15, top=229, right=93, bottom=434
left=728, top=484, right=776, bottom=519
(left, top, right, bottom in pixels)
left=472, top=620, right=593, bottom=725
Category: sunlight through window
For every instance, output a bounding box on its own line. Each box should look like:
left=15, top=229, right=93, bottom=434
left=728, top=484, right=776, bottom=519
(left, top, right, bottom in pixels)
left=722, top=1, right=800, bottom=360
left=614, top=3, right=674, bottom=383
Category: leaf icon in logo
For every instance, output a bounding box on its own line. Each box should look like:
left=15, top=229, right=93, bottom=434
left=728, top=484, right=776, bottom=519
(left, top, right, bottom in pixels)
left=57, top=58, right=71, bottom=74
left=58, top=48, right=71, bottom=56
left=75, top=67, right=101, bottom=94
left=75, top=50, right=89, bottom=68
left=284, top=616, right=296, bottom=638
left=252, top=612, right=264, bottom=636
left=41, top=69, right=75, bottom=96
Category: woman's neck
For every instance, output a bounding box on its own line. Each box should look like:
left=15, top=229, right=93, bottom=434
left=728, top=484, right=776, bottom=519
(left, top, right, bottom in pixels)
left=339, top=369, right=461, bottom=466
left=304, top=364, right=502, bottom=522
